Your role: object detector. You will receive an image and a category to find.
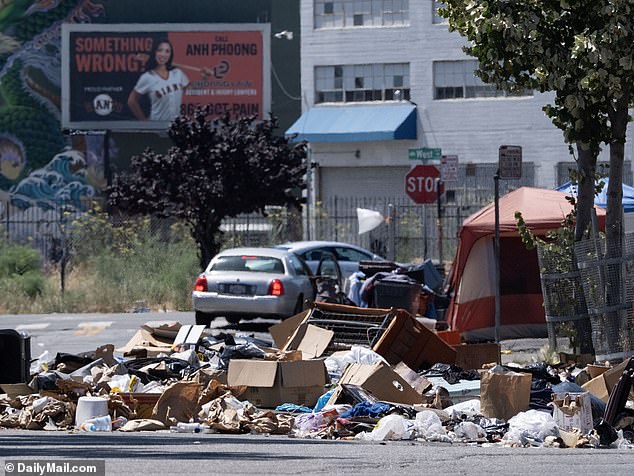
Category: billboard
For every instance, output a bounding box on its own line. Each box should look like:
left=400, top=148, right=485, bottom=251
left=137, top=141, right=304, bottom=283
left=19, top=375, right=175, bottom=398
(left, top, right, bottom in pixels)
left=62, top=23, right=271, bottom=131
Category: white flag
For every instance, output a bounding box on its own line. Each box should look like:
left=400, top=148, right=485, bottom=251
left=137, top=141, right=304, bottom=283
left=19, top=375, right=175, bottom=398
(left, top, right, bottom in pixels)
left=357, top=208, right=384, bottom=234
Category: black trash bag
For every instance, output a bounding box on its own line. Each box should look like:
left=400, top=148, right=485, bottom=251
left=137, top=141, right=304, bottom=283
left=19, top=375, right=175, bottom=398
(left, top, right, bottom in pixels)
left=124, top=357, right=193, bottom=381
left=218, top=343, right=267, bottom=370
left=503, top=362, right=561, bottom=385
left=53, top=353, right=96, bottom=373
left=473, top=416, right=509, bottom=442
left=423, top=363, right=480, bottom=385
left=28, top=370, right=70, bottom=392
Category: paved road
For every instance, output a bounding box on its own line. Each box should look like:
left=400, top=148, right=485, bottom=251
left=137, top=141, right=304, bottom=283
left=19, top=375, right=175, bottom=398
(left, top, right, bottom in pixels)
left=0, top=430, right=633, bottom=475
left=1, top=311, right=277, bottom=359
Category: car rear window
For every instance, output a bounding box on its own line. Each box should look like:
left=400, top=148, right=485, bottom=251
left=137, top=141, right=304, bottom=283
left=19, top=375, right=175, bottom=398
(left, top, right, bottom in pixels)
left=212, top=255, right=285, bottom=273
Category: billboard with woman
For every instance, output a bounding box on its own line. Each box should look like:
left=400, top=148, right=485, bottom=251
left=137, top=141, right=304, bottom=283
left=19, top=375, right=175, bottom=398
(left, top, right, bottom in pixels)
left=62, top=23, right=270, bottom=131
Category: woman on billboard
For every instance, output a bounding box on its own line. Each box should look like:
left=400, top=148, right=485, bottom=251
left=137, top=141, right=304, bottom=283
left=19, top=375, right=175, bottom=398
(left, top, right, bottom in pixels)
left=128, top=39, right=189, bottom=121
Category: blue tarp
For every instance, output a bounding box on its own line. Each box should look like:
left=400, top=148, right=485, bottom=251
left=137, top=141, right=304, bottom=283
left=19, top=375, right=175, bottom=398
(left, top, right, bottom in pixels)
left=285, top=104, right=417, bottom=142
left=556, top=177, right=634, bottom=212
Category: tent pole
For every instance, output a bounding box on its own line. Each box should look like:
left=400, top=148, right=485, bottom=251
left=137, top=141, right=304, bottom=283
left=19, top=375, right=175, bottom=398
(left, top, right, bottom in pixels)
left=494, top=172, right=501, bottom=344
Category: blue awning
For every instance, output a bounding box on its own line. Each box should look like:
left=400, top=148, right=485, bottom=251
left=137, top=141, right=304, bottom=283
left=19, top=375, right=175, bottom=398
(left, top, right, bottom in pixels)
left=285, top=104, right=417, bottom=142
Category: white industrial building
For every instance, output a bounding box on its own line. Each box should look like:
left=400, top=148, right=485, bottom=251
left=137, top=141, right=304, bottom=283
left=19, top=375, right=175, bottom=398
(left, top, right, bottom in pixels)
left=286, top=0, right=633, bottom=204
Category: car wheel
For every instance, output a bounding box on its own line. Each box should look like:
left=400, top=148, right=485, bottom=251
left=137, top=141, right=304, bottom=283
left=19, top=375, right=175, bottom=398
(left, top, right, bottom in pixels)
left=225, top=315, right=242, bottom=325
left=293, top=295, right=305, bottom=315
left=195, top=311, right=214, bottom=327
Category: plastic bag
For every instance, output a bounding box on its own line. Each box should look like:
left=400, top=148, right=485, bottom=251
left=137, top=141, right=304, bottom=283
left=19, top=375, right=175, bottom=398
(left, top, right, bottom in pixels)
left=313, top=389, right=335, bottom=413
left=293, top=409, right=339, bottom=437
left=454, top=421, right=486, bottom=440
left=324, top=346, right=386, bottom=380
left=108, top=374, right=143, bottom=393
left=30, top=350, right=50, bottom=375
left=414, top=410, right=450, bottom=442
left=365, top=414, right=411, bottom=441
left=502, top=410, right=559, bottom=446
left=444, top=399, right=481, bottom=420
left=170, top=348, right=201, bottom=368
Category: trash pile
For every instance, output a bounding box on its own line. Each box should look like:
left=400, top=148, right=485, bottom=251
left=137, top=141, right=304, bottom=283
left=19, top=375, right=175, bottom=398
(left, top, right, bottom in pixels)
left=1, top=302, right=633, bottom=449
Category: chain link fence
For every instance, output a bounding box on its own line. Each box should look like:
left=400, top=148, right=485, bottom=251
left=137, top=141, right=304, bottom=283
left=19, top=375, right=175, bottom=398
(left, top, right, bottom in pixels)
left=537, top=243, right=594, bottom=355
left=575, top=233, right=634, bottom=362
left=1, top=195, right=491, bottom=271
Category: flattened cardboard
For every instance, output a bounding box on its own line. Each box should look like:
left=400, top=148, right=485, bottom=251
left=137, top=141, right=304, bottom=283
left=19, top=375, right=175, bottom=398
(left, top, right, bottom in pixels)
left=393, top=361, right=432, bottom=394
left=291, top=324, right=334, bottom=359
left=269, top=311, right=309, bottom=349
left=227, top=359, right=328, bottom=408
left=372, top=310, right=456, bottom=370
left=586, top=364, right=610, bottom=380
left=173, top=325, right=206, bottom=346
left=116, top=328, right=174, bottom=357
left=329, top=362, right=424, bottom=405
left=551, top=392, right=593, bottom=434
left=582, top=357, right=634, bottom=403
left=0, top=383, right=33, bottom=399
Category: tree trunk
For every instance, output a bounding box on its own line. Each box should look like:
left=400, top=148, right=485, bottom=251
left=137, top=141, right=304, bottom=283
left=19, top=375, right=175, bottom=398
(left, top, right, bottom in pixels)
left=571, top=144, right=598, bottom=354
left=603, top=96, right=629, bottom=360
left=574, top=144, right=598, bottom=241
left=192, top=216, right=223, bottom=271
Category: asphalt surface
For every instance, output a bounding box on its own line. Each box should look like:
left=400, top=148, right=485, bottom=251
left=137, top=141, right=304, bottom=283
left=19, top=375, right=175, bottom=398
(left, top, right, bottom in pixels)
left=1, top=430, right=634, bottom=476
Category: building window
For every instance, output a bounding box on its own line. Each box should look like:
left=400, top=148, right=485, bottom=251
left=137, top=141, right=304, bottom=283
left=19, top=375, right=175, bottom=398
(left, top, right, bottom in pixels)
left=315, top=0, right=409, bottom=29
left=433, top=60, right=533, bottom=99
left=433, top=1, right=447, bottom=24
left=315, top=63, right=410, bottom=103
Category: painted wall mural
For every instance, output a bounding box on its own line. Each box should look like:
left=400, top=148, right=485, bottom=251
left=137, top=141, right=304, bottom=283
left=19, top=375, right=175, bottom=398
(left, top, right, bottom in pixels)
left=0, top=0, right=108, bottom=211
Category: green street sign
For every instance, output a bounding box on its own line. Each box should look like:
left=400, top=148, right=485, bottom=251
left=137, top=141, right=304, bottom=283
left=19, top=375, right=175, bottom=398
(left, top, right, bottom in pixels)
left=408, top=147, right=442, bottom=161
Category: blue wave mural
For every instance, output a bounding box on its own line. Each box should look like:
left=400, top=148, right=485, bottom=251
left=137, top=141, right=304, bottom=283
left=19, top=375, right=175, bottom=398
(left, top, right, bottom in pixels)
left=10, top=150, right=94, bottom=210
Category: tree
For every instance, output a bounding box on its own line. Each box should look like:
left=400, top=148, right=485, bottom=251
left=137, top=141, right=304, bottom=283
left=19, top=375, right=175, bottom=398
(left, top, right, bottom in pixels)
left=440, top=0, right=632, bottom=243
left=108, top=110, right=307, bottom=269
left=441, top=1, right=634, bottom=355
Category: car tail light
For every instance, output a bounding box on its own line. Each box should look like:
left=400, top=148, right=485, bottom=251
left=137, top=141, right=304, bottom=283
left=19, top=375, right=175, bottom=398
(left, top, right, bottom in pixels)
left=194, top=276, right=208, bottom=292
left=268, top=279, right=284, bottom=296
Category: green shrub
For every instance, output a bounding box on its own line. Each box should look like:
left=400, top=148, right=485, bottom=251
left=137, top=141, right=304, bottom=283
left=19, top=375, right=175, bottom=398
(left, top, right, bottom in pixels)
left=0, top=236, right=45, bottom=299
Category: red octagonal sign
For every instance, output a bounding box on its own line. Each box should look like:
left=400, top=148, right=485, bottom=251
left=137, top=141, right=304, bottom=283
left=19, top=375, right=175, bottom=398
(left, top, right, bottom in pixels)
left=405, top=165, right=444, bottom=204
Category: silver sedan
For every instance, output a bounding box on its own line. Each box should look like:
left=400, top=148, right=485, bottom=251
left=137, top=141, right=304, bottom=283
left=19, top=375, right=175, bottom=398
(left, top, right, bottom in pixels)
left=192, top=247, right=316, bottom=326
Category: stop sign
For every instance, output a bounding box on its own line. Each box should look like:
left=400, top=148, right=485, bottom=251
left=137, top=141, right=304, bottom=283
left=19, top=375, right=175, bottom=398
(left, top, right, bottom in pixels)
left=405, top=165, right=444, bottom=204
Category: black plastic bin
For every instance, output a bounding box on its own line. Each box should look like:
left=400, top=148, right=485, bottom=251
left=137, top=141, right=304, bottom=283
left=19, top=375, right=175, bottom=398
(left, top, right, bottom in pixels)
left=0, top=329, right=31, bottom=384
left=374, top=279, right=421, bottom=316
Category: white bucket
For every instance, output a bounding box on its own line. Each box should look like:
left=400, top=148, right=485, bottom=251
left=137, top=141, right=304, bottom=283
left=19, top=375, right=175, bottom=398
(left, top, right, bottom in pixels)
left=75, top=396, right=109, bottom=428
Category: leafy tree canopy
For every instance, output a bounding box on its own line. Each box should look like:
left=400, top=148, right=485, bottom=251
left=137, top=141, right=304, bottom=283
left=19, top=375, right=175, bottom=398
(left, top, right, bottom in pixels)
left=441, top=0, right=633, bottom=243
left=108, top=110, right=307, bottom=268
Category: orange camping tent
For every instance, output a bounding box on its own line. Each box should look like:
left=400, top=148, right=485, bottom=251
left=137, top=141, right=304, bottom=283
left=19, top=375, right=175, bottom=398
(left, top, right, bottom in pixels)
left=446, top=187, right=606, bottom=342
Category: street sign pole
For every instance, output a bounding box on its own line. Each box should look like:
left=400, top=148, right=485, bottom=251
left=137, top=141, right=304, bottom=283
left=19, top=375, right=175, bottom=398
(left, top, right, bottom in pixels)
left=437, top=178, right=443, bottom=266
left=494, top=171, right=501, bottom=347
left=494, top=145, right=522, bottom=349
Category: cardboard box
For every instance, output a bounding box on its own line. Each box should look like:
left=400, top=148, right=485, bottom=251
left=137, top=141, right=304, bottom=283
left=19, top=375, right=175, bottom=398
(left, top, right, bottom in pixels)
left=227, top=359, right=328, bottom=408
left=582, top=357, right=634, bottom=403
left=551, top=392, right=593, bottom=434
left=327, top=361, right=424, bottom=406
left=118, top=393, right=162, bottom=419
left=372, top=311, right=456, bottom=370
left=453, top=343, right=500, bottom=369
